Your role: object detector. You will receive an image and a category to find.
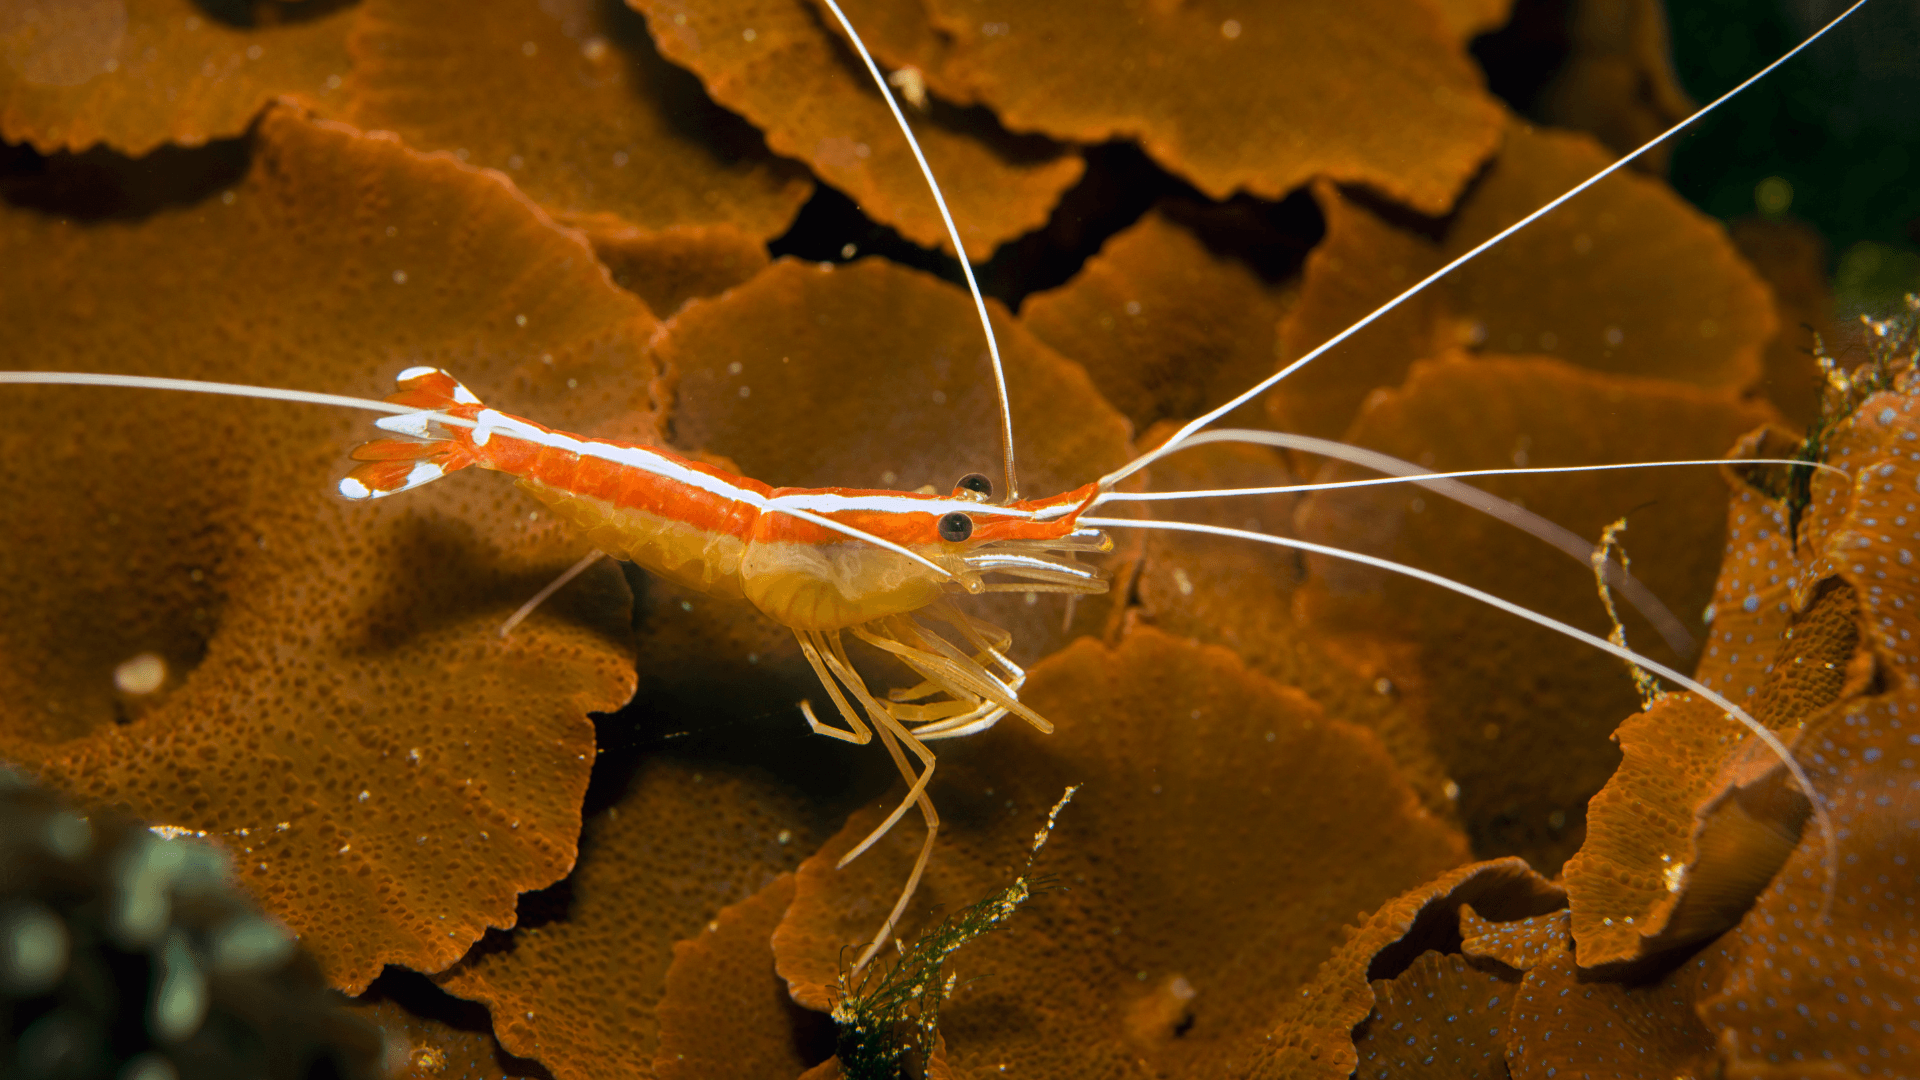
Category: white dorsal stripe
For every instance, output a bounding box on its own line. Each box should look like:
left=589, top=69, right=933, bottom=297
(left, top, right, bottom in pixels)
left=472, top=410, right=1044, bottom=521
left=768, top=492, right=1036, bottom=519
left=475, top=409, right=769, bottom=507
left=467, top=411, right=966, bottom=576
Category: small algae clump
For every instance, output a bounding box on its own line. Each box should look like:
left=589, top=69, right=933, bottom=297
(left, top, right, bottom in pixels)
left=1785, top=292, right=1920, bottom=532
left=1588, top=516, right=1666, bottom=707
left=833, top=787, right=1076, bottom=1080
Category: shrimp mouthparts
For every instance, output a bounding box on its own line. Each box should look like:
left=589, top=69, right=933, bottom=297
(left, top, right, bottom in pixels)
left=954, top=527, right=1111, bottom=595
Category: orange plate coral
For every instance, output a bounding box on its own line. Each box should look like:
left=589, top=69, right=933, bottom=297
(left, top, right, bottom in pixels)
left=0, top=1, right=1907, bottom=1077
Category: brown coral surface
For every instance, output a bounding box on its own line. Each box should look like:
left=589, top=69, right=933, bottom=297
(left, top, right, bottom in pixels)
left=437, top=760, right=824, bottom=1080
left=0, top=0, right=354, bottom=154
left=0, top=106, right=648, bottom=992
left=1349, top=950, right=1517, bottom=1079
left=630, top=0, right=1084, bottom=259
left=1702, top=691, right=1920, bottom=1076
left=342, top=0, right=814, bottom=240
left=1560, top=507, right=1855, bottom=971
left=899, top=0, right=1504, bottom=215
left=1295, top=358, right=1774, bottom=871
left=1020, top=207, right=1296, bottom=436
left=774, top=629, right=1473, bottom=1079
left=1268, top=122, right=1775, bottom=441
left=1250, top=858, right=1566, bottom=1080
left=654, top=873, right=820, bottom=1080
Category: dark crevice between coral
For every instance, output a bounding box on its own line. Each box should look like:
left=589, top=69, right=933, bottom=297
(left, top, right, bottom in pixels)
left=787, top=991, right=841, bottom=1072
left=583, top=675, right=895, bottom=823
left=189, top=0, right=361, bottom=30
left=617, top=0, right=806, bottom=174
left=798, top=0, right=1070, bottom=176
left=1152, top=188, right=1325, bottom=285
left=583, top=568, right=897, bottom=816
left=1334, top=180, right=1455, bottom=247
left=1468, top=783, right=1600, bottom=880
left=0, top=134, right=252, bottom=223
left=358, top=968, right=552, bottom=1080
left=766, top=0, right=1631, bottom=319
left=1363, top=874, right=1566, bottom=984
left=768, top=182, right=959, bottom=287
left=983, top=142, right=1205, bottom=303
left=1470, top=0, right=1577, bottom=118
left=770, top=141, right=1324, bottom=315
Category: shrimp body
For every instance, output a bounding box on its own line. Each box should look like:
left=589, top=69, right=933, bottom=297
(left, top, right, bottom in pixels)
left=337, top=366, right=1112, bottom=965
left=338, top=367, right=1107, bottom=631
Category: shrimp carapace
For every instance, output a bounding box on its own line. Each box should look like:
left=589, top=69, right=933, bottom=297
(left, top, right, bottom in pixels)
left=340, top=367, right=1111, bottom=629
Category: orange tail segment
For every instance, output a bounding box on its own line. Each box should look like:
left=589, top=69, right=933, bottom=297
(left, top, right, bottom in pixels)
left=338, top=367, right=485, bottom=500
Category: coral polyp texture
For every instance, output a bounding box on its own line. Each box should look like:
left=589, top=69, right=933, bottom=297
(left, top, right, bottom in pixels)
left=1, top=0, right=1911, bottom=1077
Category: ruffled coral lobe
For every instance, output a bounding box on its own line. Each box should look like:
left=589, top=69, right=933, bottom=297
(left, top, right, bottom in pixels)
left=0, top=106, right=650, bottom=992
left=2, top=0, right=1896, bottom=1075
left=773, top=630, right=1471, bottom=1078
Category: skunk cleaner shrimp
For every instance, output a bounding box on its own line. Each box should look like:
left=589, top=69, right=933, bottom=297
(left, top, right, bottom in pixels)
left=0, top=0, right=1873, bottom=975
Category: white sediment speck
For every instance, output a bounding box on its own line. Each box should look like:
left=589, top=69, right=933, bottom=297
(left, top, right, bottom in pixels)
left=114, top=653, right=167, bottom=695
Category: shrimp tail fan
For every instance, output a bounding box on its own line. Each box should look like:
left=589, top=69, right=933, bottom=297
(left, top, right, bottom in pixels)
left=337, top=367, right=485, bottom=500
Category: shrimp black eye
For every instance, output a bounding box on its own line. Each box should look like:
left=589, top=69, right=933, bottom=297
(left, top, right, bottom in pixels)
left=938, top=512, right=974, bottom=542
left=955, top=472, right=993, bottom=499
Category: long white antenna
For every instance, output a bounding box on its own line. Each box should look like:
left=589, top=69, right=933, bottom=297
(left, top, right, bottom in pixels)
left=1083, top=515, right=1837, bottom=917
left=1098, top=0, right=1876, bottom=491
left=814, top=0, right=1020, bottom=502
left=0, top=371, right=448, bottom=418
left=0, top=372, right=961, bottom=583
left=1095, top=456, right=1846, bottom=502
left=1098, top=429, right=1844, bottom=656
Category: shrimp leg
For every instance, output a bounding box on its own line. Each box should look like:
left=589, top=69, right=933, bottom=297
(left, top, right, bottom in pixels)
left=497, top=550, right=607, bottom=638
left=800, top=629, right=941, bottom=970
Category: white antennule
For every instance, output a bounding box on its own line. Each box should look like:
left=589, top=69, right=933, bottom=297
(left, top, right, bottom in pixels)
left=1096, top=453, right=1848, bottom=503
left=1081, top=515, right=1840, bottom=916
left=1094, top=429, right=1854, bottom=657
left=0, top=371, right=475, bottom=423
left=814, top=0, right=1020, bottom=504
left=1097, top=0, right=1878, bottom=492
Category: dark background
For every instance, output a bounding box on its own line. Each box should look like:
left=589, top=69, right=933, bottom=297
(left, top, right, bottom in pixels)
left=1665, top=0, right=1920, bottom=311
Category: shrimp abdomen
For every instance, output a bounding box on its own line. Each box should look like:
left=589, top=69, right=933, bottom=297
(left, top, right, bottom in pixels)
left=514, top=479, right=752, bottom=601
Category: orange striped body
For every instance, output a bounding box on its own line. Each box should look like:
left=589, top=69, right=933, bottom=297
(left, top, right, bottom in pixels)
left=340, top=369, right=1098, bottom=631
